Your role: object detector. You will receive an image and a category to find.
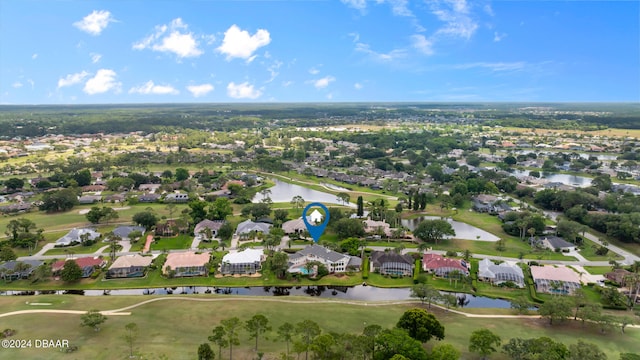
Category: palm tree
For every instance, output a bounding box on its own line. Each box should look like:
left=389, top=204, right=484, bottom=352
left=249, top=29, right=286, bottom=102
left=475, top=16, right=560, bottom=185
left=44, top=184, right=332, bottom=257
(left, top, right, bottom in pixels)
left=290, top=195, right=305, bottom=214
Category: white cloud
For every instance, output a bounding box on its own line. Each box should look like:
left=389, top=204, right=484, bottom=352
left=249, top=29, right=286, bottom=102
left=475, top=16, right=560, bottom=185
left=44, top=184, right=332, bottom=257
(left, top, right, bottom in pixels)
left=133, top=18, right=204, bottom=58
left=493, top=32, right=507, bottom=42
left=411, top=34, right=434, bottom=55
left=341, top=0, right=367, bottom=10
left=355, top=42, right=407, bottom=62
left=12, top=82, right=23, bottom=88
left=354, top=82, right=363, bottom=90
left=282, top=81, right=293, bottom=87
left=73, top=10, right=115, bottom=36
left=31, top=53, right=38, bottom=60
left=217, top=25, right=271, bottom=61
left=311, top=76, right=336, bottom=89
left=431, top=0, right=478, bottom=40
left=83, top=69, right=121, bottom=95
left=484, top=4, right=495, bottom=16
left=266, top=61, right=283, bottom=83
left=348, top=32, right=360, bottom=43
left=326, top=93, right=334, bottom=100
left=129, top=81, right=179, bottom=95
left=227, top=81, right=262, bottom=99
left=309, top=67, right=320, bottom=75
left=186, top=84, right=214, bottom=97
left=381, top=0, right=413, bottom=17
left=58, top=71, right=90, bottom=88
left=27, top=79, right=34, bottom=89
left=452, top=62, right=526, bottom=72
left=90, top=53, right=102, bottom=63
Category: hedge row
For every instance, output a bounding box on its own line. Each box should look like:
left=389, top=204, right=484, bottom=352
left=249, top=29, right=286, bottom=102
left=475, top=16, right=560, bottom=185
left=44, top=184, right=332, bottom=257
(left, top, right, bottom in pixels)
left=413, top=259, right=421, bottom=284
left=362, top=256, right=369, bottom=280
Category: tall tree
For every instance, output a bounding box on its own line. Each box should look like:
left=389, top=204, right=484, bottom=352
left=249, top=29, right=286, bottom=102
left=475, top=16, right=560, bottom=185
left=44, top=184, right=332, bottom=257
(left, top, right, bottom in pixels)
left=568, top=340, right=607, bottom=360
left=291, top=195, right=305, bottom=214
left=296, top=319, right=321, bottom=360
left=357, top=196, right=364, bottom=217
left=410, top=283, right=440, bottom=309
left=245, top=314, right=271, bottom=352
left=60, top=260, right=82, bottom=282
left=124, top=322, right=138, bottom=358
left=539, top=296, right=573, bottom=325
left=468, top=329, right=501, bottom=360
left=363, top=324, right=382, bottom=360
left=198, top=343, right=215, bottom=360
left=430, top=343, right=461, bottom=360
left=375, top=328, right=428, bottom=360
left=221, top=317, right=241, bottom=360
left=277, top=322, right=295, bottom=358
left=208, top=326, right=228, bottom=360
left=396, top=308, right=445, bottom=343
left=336, top=192, right=350, bottom=206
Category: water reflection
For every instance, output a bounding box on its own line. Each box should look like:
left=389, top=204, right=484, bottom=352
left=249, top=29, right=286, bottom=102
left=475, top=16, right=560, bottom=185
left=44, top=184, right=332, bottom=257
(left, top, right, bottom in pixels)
left=253, top=179, right=355, bottom=206
left=0, top=286, right=514, bottom=308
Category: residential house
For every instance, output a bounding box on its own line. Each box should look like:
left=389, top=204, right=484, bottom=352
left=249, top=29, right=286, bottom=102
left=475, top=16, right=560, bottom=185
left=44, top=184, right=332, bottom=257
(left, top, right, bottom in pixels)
left=282, top=217, right=308, bottom=235
left=540, top=236, right=576, bottom=252
left=107, top=255, right=153, bottom=278
left=235, top=219, right=271, bottom=237
left=0, top=260, right=43, bottom=281
left=370, top=251, right=414, bottom=276
left=104, top=193, right=126, bottom=203
left=138, top=184, right=161, bottom=192
left=477, top=258, right=525, bottom=287
left=605, top=268, right=633, bottom=286
left=422, top=253, right=469, bottom=277
left=55, top=228, right=101, bottom=247
left=163, top=251, right=211, bottom=277
left=78, top=195, right=102, bottom=204
left=138, top=193, right=161, bottom=203
left=288, top=244, right=361, bottom=273
left=81, top=185, right=106, bottom=192
left=530, top=265, right=581, bottom=295
left=51, top=257, right=106, bottom=278
left=164, top=193, right=189, bottom=203
left=155, top=219, right=188, bottom=237
left=112, top=225, right=146, bottom=240
left=194, top=220, right=225, bottom=241
left=472, top=195, right=511, bottom=214
left=220, top=248, right=264, bottom=275
left=363, top=219, right=392, bottom=237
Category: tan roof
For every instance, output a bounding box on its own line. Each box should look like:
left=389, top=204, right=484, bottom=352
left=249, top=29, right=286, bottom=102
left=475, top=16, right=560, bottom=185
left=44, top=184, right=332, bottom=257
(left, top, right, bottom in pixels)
left=163, top=252, right=210, bottom=272
left=109, top=255, right=153, bottom=269
left=530, top=265, right=580, bottom=283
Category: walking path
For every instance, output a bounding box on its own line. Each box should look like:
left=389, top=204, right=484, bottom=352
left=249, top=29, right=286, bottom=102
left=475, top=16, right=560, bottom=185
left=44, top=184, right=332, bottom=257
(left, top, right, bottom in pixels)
left=142, top=235, right=153, bottom=253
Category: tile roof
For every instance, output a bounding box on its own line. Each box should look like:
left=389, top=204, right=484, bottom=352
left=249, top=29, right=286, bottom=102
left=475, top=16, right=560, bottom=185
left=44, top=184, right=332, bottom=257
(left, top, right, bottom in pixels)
left=222, top=248, right=264, bottom=264
left=163, top=252, right=210, bottom=271
left=530, top=265, right=581, bottom=284
left=109, top=255, right=153, bottom=269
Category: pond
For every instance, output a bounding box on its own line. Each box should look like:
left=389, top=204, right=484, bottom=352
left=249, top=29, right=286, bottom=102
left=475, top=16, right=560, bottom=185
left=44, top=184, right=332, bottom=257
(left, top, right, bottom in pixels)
left=1, top=285, right=514, bottom=308
left=511, top=170, right=593, bottom=187
left=401, top=216, right=500, bottom=242
left=254, top=179, right=355, bottom=207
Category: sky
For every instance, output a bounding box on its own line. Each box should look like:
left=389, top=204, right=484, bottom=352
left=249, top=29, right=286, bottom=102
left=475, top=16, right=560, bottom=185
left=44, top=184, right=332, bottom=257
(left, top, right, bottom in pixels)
left=1, top=0, right=638, bottom=104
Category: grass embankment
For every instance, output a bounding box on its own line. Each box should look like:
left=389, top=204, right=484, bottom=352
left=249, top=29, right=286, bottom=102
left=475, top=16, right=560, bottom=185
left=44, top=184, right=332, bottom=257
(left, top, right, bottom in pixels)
left=0, top=295, right=636, bottom=360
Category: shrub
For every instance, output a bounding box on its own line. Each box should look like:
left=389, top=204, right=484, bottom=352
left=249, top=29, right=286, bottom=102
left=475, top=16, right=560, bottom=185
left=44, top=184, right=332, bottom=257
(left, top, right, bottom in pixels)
left=362, top=256, right=370, bottom=280
left=413, top=259, right=421, bottom=284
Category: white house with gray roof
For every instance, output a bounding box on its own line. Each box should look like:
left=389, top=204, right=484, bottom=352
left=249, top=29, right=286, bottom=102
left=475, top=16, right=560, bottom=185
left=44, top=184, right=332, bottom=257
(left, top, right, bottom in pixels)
left=288, top=244, right=361, bottom=273
left=55, top=228, right=101, bottom=247
left=478, top=258, right=525, bottom=287
left=235, top=219, right=271, bottom=237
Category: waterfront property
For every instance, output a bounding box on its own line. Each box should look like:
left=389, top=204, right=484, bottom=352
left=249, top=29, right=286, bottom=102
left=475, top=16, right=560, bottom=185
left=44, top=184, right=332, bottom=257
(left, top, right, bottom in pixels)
left=477, top=258, right=525, bottom=287
left=282, top=218, right=307, bottom=235
left=530, top=265, right=581, bottom=295
left=107, top=255, right=153, bottom=278
left=0, top=260, right=43, bottom=281
left=362, top=219, right=392, bottom=237
left=235, top=219, right=271, bottom=238
left=162, top=251, right=211, bottom=277
left=55, top=228, right=101, bottom=247
left=220, top=248, right=264, bottom=275
left=370, top=251, right=414, bottom=276
left=422, top=253, right=470, bottom=277
left=51, top=257, right=106, bottom=278
left=288, top=244, right=361, bottom=273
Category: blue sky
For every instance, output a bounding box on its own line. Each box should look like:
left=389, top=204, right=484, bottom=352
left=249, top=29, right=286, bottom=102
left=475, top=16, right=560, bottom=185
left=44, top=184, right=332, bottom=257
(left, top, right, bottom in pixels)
left=1, top=0, right=638, bottom=104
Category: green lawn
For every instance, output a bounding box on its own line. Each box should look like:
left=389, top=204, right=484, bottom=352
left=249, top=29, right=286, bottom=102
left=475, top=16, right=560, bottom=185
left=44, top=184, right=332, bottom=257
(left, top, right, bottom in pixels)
left=44, top=241, right=110, bottom=256
left=149, top=235, right=193, bottom=251
left=0, top=295, right=636, bottom=360
left=579, top=238, right=625, bottom=261
left=583, top=266, right=613, bottom=275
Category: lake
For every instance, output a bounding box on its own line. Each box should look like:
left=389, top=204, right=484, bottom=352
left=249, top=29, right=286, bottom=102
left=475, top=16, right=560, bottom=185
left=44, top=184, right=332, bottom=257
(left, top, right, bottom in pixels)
left=3, top=286, right=514, bottom=308
left=401, top=216, right=500, bottom=242
left=254, top=179, right=355, bottom=207
left=511, top=170, right=593, bottom=187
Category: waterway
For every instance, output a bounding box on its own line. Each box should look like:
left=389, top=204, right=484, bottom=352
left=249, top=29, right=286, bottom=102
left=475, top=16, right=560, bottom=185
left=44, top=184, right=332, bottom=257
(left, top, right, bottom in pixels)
left=1, top=285, right=513, bottom=308
left=253, top=179, right=355, bottom=207
left=401, top=216, right=500, bottom=242
left=511, top=170, right=593, bottom=187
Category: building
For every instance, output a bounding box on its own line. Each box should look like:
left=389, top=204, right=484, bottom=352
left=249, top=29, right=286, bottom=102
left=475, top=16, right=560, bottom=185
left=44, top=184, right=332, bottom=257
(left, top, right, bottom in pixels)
left=164, top=193, right=189, bottom=203
left=112, top=225, right=146, bottom=240
left=477, top=258, right=525, bottom=287
left=78, top=195, right=102, bottom=204
left=51, top=257, right=106, bottom=278
left=422, top=253, right=469, bottom=277
left=288, top=244, right=361, bottom=274
left=363, top=219, right=392, bottom=237
left=370, top=251, right=414, bottom=276
left=235, top=219, right=272, bottom=237
left=540, top=236, right=576, bottom=252
left=55, top=228, right=101, bottom=247
left=282, top=218, right=307, bottom=235
left=107, top=255, right=153, bottom=278
left=137, top=193, right=161, bottom=203
left=0, top=260, right=43, bottom=281
left=530, top=265, right=581, bottom=295
left=163, top=252, right=211, bottom=277
left=220, top=248, right=264, bottom=275
left=194, top=220, right=225, bottom=241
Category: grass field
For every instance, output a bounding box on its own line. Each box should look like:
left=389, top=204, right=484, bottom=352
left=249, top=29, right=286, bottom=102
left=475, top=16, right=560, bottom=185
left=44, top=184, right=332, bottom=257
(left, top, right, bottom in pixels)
left=0, top=295, right=636, bottom=360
